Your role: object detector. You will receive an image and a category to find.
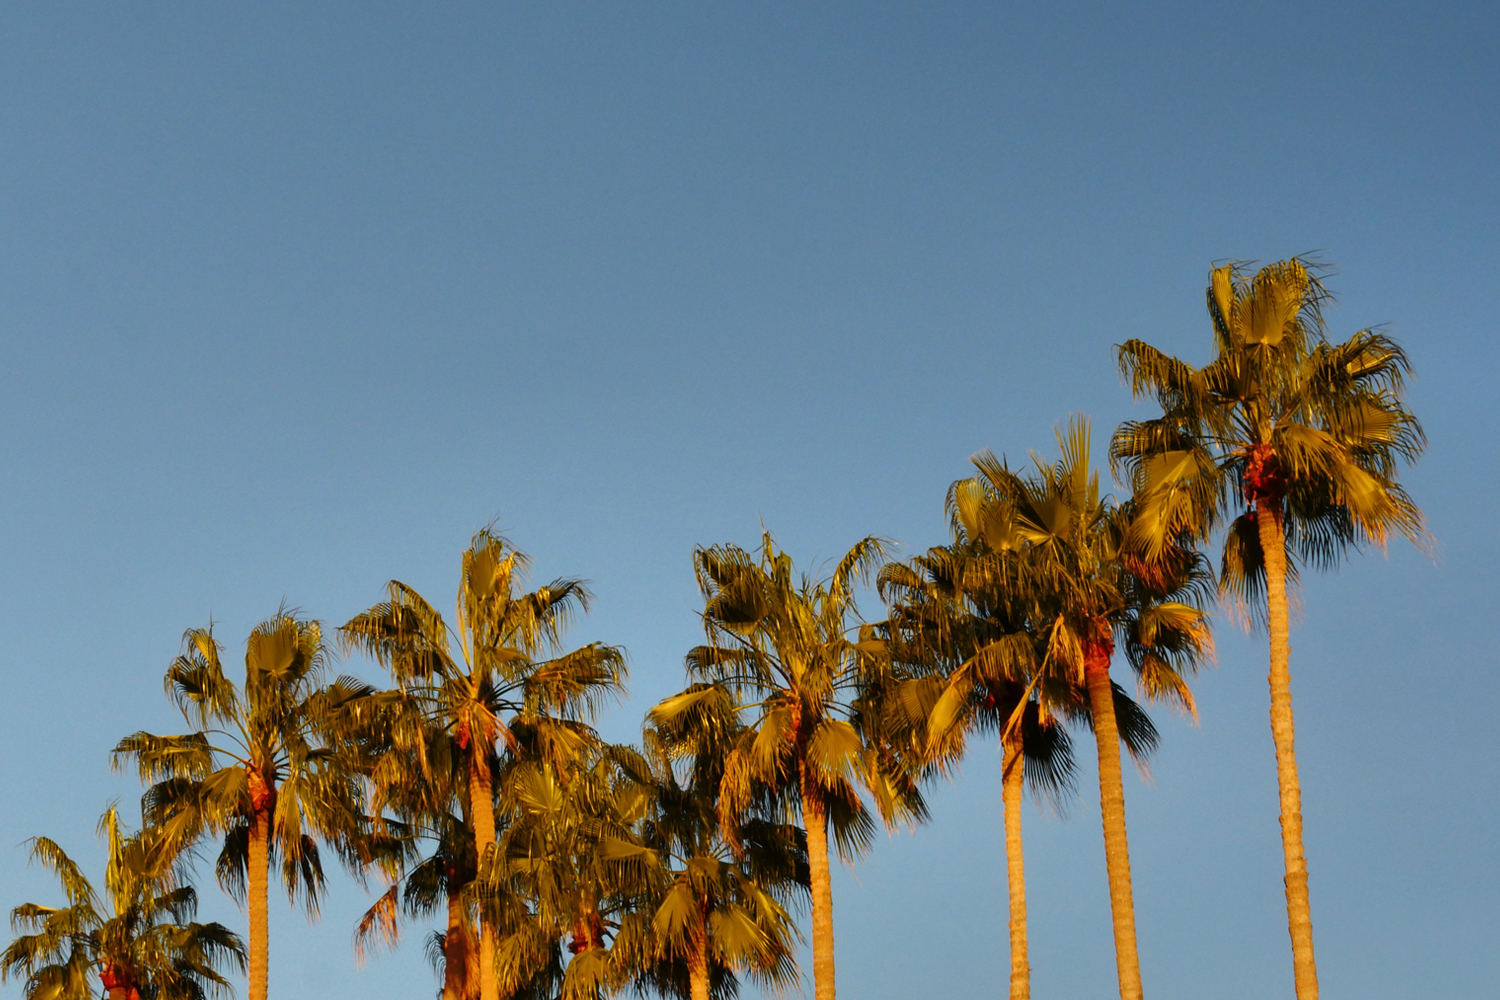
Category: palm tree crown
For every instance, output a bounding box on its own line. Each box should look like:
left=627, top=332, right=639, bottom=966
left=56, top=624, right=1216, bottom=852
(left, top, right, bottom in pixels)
left=1113, top=257, right=1425, bottom=612
left=112, top=611, right=373, bottom=1000
left=650, top=531, right=923, bottom=1000
left=616, top=705, right=807, bottom=1000
left=339, top=528, right=627, bottom=1000
left=2, top=807, right=246, bottom=1000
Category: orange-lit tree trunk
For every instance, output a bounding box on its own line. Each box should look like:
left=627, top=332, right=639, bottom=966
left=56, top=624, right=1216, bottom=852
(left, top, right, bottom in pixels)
left=443, top=884, right=474, bottom=1000
left=1256, top=503, right=1319, bottom=1000
left=1001, top=736, right=1030, bottom=1000
left=687, top=903, right=710, bottom=1000
left=800, top=766, right=837, bottom=1000
left=1083, top=637, right=1142, bottom=1000
left=468, top=745, right=498, bottom=1000
left=247, top=809, right=270, bottom=1000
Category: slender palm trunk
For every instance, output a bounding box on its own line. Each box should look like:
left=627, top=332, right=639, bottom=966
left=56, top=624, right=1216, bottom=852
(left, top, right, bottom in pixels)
left=248, top=809, right=270, bottom=1000
left=468, top=748, right=499, bottom=1000
left=444, top=886, right=469, bottom=1000
left=1001, top=737, right=1030, bottom=1000
left=688, top=904, right=710, bottom=1000
left=1083, top=640, right=1143, bottom=1000
left=1256, top=504, right=1319, bottom=1000
left=800, top=766, right=837, bottom=1000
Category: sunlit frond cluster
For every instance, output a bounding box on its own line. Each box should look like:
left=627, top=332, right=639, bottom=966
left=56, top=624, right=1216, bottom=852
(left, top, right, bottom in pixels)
left=3, top=808, right=245, bottom=1000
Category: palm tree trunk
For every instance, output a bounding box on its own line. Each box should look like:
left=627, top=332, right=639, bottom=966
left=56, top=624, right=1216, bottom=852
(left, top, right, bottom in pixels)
left=468, top=748, right=499, bottom=1000
left=1001, top=736, right=1030, bottom=1000
left=688, top=904, right=710, bottom=1000
left=248, top=809, right=270, bottom=1000
left=1083, top=639, right=1143, bottom=1000
left=444, top=886, right=468, bottom=1000
left=800, top=766, right=837, bottom=1000
left=1256, top=503, right=1319, bottom=1000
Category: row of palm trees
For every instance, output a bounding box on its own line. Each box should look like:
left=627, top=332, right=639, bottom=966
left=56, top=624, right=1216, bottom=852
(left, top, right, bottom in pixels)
left=4, top=259, right=1425, bottom=1000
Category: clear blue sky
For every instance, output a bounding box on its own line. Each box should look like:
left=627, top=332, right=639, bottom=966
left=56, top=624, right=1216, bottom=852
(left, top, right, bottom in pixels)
left=2, top=2, right=1495, bottom=998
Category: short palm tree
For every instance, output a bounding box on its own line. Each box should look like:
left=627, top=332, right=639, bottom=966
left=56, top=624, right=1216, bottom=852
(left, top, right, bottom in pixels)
left=1113, top=258, right=1426, bottom=1000
left=618, top=700, right=806, bottom=1000
left=487, top=740, right=659, bottom=1000
left=339, top=528, right=627, bottom=1000
left=650, top=531, right=924, bottom=1000
left=966, top=419, right=1212, bottom=1000
left=112, top=612, right=372, bottom=1000
left=2, top=806, right=246, bottom=1000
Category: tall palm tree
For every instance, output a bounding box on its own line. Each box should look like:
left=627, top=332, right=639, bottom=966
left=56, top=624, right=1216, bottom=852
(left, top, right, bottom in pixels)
left=2, top=807, right=246, bottom=1000
left=618, top=697, right=806, bottom=1000
left=650, top=531, right=925, bottom=1000
left=880, top=507, right=1163, bottom=1000
left=112, top=612, right=372, bottom=1000
left=339, top=528, right=627, bottom=1000
left=1113, top=258, right=1427, bottom=1000
left=966, top=419, right=1213, bottom=1000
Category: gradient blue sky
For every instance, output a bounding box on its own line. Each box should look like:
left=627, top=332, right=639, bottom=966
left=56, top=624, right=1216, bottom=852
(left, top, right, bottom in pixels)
left=2, top=3, right=1495, bottom=998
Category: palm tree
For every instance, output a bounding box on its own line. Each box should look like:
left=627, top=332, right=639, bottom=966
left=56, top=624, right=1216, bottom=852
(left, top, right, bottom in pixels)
left=650, top=531, right=925, bottom=1000
left=112, top=612, right=372, bottom=1000
left=879, top=546, right=1077, bottom=1000
left=351, top=716, right=479, bottom=1000
left=880, top=504, right=1164, bottom=1000
left=483, top=738, right=660, bottom=1000
left=618, top=697, right=806, bottom=1000
left=2, top=806, right=246, bottom=1000
left=965, top=419, right=1213, bottom=1000
left=339, top=528, right=627, bottom=1000
left=1113, top=258, right=1427, bottom=1000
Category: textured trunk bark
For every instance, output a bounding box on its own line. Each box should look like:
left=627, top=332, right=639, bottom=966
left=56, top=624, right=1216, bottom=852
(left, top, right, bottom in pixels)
left=1256, top=503, right=1319, bottom=1000
left=801, top=766, right=837, bottom=1000
left=1083, top=640, right=1143, bottom=1000
left=1001, top=737, right=1030, bottom=1000
left=688, top=906, right=710, bottom=1000
left=248, top=809, right=270, bottom=1000
left=444, top=887, right=468, bottom=1000
left=469, top=747, right=499, bottom=1000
